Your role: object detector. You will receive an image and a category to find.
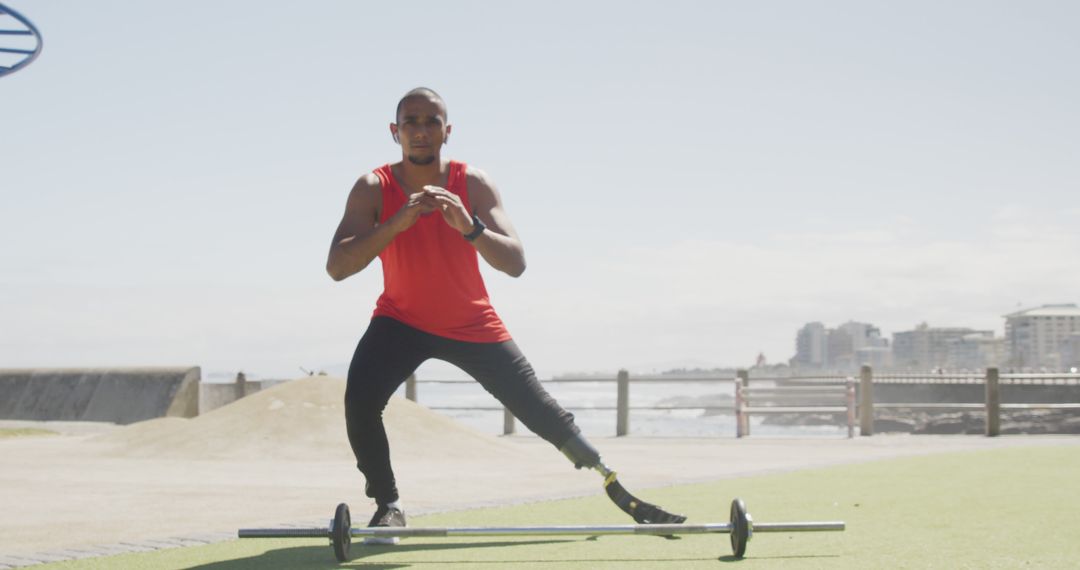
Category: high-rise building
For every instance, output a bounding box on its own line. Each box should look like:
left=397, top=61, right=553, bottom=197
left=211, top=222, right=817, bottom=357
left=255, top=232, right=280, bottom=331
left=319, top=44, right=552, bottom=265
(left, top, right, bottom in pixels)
left=1004, top=304, right=1080, bottom=370
left=856, top=346, right=893, bottom=369
left=826, top=327, right=855, bottom=370
left=892, top=323, right=981, bottom=370
left=1061, top=332, right=1080, bottom=371
left=838, top=321, right=889, bottom=351
left=945, top=331, right=1004, bottom=370
left=793, top=322, right=827, bottom=368
left=793, top=320, right=890, bottom=371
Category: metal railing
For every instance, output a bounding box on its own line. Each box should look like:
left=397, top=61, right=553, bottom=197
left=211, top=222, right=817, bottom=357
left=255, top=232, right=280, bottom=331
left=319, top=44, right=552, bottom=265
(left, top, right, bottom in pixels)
left=730, top=368, right=1080, bottom=436
left=849, top=373, right=1080, bottom=385
left=855, top=367, right=1080, bottom=436
left=735, top=380, right=856, bottom=438
left=405, top=370, right=737, bottom=436
left=402, top=366, right=1080, bottom=438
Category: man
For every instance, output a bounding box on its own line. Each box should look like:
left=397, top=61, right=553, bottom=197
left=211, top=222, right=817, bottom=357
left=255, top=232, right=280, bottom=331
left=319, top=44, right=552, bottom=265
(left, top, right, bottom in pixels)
left=326, top=87, right=608, bottom=542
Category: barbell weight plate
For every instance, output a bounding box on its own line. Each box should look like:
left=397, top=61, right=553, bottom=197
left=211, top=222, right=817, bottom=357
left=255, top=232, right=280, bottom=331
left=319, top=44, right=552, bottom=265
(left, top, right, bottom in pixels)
left=332, top=502, right=351, bottom=562
left=730, top=498, right=749, bottom=558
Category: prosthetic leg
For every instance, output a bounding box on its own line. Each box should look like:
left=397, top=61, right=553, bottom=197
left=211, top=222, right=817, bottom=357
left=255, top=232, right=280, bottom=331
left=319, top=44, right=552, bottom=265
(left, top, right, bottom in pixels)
left=560, top=434, right=687, bottom=525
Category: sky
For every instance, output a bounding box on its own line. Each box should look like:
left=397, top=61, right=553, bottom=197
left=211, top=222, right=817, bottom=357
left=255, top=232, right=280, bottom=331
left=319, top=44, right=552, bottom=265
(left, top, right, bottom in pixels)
left=2, top=1, right=1078, bottom=380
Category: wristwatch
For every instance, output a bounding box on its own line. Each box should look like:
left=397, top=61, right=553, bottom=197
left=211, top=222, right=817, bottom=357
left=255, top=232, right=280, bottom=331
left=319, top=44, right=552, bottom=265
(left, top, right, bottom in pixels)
left=463, top=214, right=486, bottom=241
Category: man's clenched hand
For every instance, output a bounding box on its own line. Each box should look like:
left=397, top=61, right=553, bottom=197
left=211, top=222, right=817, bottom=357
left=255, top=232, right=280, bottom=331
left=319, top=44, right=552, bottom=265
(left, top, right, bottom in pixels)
left=423, top=185, right=476, bottom=235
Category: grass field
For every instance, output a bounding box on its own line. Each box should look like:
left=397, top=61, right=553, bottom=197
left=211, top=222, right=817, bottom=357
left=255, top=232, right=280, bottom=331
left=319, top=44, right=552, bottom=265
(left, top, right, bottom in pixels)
left=0, top=428, right=56, bottom=439
left=34, top=444, right=1080, bottom=569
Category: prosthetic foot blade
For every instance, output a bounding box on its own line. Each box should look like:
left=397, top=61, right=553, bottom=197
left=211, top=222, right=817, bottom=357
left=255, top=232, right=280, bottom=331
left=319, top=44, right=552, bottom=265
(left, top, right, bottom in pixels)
left=603, top=474, right=687, bottom=524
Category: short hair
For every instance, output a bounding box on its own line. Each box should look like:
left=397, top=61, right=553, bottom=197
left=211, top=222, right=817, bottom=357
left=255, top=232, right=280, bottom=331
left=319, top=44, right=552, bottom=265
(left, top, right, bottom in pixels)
left=395, top=87, right=447, bottom=123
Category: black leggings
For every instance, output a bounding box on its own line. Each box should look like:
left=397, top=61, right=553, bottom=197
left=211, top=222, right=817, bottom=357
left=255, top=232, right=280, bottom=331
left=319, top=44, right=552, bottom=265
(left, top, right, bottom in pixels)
left=344, top=316, right=581, bottom=504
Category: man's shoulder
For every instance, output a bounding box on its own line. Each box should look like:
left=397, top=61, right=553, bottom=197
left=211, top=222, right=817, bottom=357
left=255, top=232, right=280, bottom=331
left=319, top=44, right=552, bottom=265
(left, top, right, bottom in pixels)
left=462, top=163, right=495, bottom=189
left=353, top=171, right=382, bottom=192
left=357, top=161, right=403, bottom=189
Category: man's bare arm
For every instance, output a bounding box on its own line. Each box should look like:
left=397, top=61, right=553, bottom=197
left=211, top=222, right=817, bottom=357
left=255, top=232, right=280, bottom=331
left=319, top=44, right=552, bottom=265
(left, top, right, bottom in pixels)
left=465, top=167, right=527, bottom=277
left=325, top=173, right=436, bottom=281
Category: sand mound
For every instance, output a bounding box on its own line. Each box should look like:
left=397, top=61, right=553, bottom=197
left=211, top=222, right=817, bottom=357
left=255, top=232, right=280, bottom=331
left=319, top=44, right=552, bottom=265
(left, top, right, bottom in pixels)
left=91, top=376, right=528, bottom=461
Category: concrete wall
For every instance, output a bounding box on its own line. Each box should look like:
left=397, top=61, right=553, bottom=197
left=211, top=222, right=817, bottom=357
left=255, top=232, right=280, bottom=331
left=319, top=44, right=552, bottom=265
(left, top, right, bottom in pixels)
left=0, top=367, right=200, bottom=424
left=198, top=379, right=289, bottom=414
left=868, top=383, right=1080, bottom=405
left=782, top=379, right=1080, bottom=405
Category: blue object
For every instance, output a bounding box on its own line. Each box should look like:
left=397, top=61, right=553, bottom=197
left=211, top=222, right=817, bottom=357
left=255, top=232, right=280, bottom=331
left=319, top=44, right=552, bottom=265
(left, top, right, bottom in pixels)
left=0, top=2, right=43, bottom=78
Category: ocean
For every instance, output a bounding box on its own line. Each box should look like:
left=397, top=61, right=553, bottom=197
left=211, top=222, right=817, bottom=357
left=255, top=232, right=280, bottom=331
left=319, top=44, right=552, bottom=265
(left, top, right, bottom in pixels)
left=397, top=379, right=851, bottom=439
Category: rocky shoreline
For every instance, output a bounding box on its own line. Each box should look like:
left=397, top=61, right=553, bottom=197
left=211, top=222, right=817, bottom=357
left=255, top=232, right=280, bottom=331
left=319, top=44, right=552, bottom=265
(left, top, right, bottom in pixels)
left=761, top=408, right=1080, bottom=435
left=655, top=393, right=1080, bottom=434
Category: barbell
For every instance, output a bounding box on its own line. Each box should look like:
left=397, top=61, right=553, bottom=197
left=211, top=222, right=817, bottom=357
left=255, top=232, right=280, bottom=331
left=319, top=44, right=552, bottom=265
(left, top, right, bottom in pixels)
left=237, top=498, right=844, bottom=561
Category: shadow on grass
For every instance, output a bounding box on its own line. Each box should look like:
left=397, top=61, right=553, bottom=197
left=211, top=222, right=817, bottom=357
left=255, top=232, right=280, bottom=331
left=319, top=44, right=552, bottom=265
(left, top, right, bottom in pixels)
left=718, top=554, right=842, bottom=563
left=185, top=538, right=724, bottom=569
left=185, top=540, right=570, bottom=569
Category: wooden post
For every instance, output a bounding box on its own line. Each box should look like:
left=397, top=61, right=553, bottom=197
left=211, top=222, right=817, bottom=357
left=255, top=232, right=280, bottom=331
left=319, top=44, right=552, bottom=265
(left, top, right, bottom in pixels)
left=235, top=371, right=247, bottom=400
left=734, top=379, right=744, bottom=438
left=503, top=408, right=516, bottom=436
left=859, top=365, right=874, bottom=436
left=616, top=369, right=630, bottom=437
left=405, top=374, right=416, bottom=402
left=846, top=379, right=856, bottom=439
left=986, top=367, right=1000, bottom=437
left=737, top=369, right=750, bottom=436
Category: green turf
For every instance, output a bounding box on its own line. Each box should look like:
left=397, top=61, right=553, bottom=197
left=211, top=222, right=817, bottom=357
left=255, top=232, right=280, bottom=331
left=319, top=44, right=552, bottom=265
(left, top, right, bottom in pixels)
left=0, top=427, right=57, bottom=439
left=34, top=444, right=1080, bottom=569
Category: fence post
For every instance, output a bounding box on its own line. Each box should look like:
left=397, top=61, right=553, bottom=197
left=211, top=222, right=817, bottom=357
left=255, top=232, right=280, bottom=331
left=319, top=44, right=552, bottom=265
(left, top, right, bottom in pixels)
left=616, top=369, right=629, bottom=437
left=235, top=371, right=247, bottom=400
left=859, top=365, right=874, bottom=436
left=986, top=367, right=1000, bottom=437
left=405, top=374, right=417, bottom=402
left=846, top=379, right=856, bottom=439
left=734, top=379, right=744, bottom=438
left=503, top=408, right=516, bottom=436
left=737, top=369, right=750, bottom=436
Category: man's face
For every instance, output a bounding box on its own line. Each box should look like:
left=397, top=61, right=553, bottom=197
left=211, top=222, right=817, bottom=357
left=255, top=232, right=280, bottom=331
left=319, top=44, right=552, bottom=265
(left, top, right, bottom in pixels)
left=391, top=96, right=450, bottom=166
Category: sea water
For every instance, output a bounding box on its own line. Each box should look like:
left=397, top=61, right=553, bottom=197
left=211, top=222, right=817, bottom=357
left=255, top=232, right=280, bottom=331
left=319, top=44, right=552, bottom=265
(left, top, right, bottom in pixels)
left=394, top=379, right=850, bottom=438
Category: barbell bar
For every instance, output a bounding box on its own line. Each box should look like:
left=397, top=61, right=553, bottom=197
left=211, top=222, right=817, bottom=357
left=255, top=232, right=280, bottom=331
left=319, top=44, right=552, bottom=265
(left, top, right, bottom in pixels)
left=237, top=498, right=845, bottom=561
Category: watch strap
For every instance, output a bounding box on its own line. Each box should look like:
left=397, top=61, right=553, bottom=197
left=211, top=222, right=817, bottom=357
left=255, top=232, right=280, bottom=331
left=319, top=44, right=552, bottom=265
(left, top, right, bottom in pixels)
left=463, top=214, right=486, bottom=241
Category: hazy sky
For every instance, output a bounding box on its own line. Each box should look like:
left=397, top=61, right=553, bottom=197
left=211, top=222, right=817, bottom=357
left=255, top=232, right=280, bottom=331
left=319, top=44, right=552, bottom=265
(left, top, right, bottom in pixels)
left=2, top=1, right=1078, bottom=380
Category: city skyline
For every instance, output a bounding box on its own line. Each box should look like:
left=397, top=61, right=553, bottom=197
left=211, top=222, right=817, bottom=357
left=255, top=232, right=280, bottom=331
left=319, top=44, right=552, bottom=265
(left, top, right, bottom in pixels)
left=789, top=303, right=1080, bottom=373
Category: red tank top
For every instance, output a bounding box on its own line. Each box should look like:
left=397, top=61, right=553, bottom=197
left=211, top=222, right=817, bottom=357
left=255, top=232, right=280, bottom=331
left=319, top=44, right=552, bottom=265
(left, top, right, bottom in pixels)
left=371, top=161, right=511, bottom=343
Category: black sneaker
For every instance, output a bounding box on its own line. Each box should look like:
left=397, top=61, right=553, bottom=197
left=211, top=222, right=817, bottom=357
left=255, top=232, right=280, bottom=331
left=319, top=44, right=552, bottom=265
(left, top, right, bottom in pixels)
left=364, top=504, right=406, bottom=545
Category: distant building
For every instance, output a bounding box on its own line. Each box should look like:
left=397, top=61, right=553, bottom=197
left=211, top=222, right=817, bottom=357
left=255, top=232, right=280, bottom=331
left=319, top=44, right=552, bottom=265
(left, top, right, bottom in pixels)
left=856, top=346, right=893, bottom=369
left=1005, top=304, right=1080, bottom=370
left=826, top=327, right=854, bottom=370
left=793, top=322, right=827, bottom=368
left=1061, top=332, right=1080, bottom=371
left=892, top=323, right=981, bottom=370
left=945, top=331, right=1005, bottom=371
left=838, top=321, right=889, bottom=352
left=792, top=320, right=889, bottom=372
